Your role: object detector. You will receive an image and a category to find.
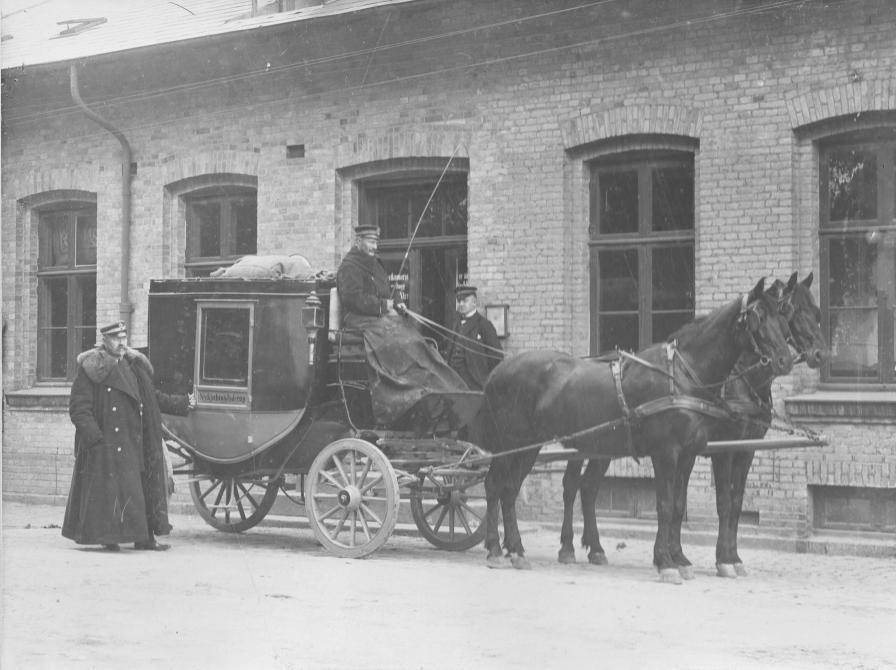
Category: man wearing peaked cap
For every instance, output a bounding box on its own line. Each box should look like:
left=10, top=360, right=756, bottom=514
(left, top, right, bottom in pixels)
left=443, top=285, right=503, bottom=390
left=336, top=224, right=405, bottom=328
left=62, top=320, right=186, bottom=552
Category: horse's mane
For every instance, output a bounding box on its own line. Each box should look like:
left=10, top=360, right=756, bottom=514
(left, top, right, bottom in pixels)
left=667, top=313, right=710, bottom=342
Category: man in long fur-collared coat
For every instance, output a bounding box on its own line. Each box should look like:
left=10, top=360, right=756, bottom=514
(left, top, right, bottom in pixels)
left=62, top=321, right=188, bottom=551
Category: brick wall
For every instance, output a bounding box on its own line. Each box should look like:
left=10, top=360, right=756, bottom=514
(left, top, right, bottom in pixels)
left=3, top=0, right=895, bottom=536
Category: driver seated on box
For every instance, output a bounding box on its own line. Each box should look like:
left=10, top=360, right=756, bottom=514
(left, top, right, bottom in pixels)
left=336, top=225, right=405, bottom=330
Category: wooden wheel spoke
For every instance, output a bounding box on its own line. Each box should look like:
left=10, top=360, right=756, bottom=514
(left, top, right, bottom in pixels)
left=459, top=501, right=484, bottom=524
left=319, top=467, right=342, bottom=489
left=359, top=473, right=384, bottom=495
left=431, top=504, right=449, bottom=534
left=316, top=502, right=342, bottom=522
left=358, top=501, right=383, bottom=527
left=422, top=501, right=445, bottom=521
left=331, top=454, right=350, bottom=487
left=235, top=481, right=260, bottom=512
left=356, top=458, right=373, bottom=490
left=330, top=509, right=350, bottom=540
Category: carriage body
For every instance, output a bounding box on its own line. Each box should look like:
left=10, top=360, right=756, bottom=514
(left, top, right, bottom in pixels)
left=148, top=277, right=336, bottom=470
left=148, top=276, right=489, bottom=555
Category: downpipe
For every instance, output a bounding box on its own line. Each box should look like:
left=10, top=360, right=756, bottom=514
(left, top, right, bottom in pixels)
left=69, top=64, right=133, bottom=328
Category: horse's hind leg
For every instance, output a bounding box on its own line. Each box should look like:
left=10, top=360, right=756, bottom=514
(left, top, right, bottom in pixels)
left=484, top=462, right=512, bottom=569
left=502, top=451, right=538, bottom=570
left=712, top=453, right=738, bottom=578
left=558, top=460, right=583, bottom=564
left=670, top=451, right=698, bottom=580
left=728, top=450, right=755, bottom=576
left=580, top=458, right=611, bottom=565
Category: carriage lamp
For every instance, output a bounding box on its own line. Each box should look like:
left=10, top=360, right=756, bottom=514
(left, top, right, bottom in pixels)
left=302, top=291, right=326, bottom=364
left=485, top=304, right=509, bottom=338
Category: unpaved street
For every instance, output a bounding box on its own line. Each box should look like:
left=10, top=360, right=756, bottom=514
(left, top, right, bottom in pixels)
left=2, top=501, right=894, bottom=670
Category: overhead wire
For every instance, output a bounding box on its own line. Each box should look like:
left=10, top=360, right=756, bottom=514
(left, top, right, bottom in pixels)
left=5, top=0, right=808, bottom=136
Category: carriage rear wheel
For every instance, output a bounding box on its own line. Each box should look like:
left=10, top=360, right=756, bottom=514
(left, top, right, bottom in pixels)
left=307, top=438, right=400, bottom=559
left=410, top=470, right=487, bottom=551
left=189, top=473, right=281, bottom=533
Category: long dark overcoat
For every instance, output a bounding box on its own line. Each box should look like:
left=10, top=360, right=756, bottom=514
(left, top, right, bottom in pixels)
left=443, top=311, right=503, bottom=390
left=62, top=348, right=172, bottom=545
left=336, top=247, right=392, bottom=329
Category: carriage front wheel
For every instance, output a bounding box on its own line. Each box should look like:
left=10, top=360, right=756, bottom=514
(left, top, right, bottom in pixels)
left=410, top=470, right=487, bottom=551
left=307, top=438, right=400, bottom=559
left=189, top=472, right=281, bottom=533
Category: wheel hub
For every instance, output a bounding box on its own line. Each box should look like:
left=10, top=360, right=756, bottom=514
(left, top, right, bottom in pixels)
left=337, top=485, right=362, bottom=511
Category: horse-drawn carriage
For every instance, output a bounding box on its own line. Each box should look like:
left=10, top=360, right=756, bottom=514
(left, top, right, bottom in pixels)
left=148, top=274, right=489, bottom=558
left=149, top=269, right=826, bottom=580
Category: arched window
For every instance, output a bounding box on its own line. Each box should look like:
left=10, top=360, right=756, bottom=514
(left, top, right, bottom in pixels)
left=819, top=126, right=896, bottom=383
left=589, top=149, right=695, bottom=354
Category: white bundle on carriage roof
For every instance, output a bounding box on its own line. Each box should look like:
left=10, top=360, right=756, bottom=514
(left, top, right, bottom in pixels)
left=209, top=254, right=316, bottom=279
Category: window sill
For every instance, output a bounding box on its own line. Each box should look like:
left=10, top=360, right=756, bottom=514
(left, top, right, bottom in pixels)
left=785, top=390, right=896, bottom=424
left=4, top=385, right=71, bottom=409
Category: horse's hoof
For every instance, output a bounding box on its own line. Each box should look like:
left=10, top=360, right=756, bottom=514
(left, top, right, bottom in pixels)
left=486, top=554, right=513, bottom=569
left=658, top=568, right=683, bottom=585
left=677, top=565, right=695, bottom=580
left=588, top=552, right=608, bottom=566
left=716, top=563, right=738, bottom=578
left=734, top=563, right=748, bottom=577
left=557, top=549, right=576, bottom=564
left=510, top=554, right=532, bottom=570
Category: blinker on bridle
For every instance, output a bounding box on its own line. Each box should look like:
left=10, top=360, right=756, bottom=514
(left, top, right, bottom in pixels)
left=737, top=293, right=772, bottom=367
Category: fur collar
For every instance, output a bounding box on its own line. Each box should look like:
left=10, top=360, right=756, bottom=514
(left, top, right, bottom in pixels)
left=77, top=346, right=153, bottom=384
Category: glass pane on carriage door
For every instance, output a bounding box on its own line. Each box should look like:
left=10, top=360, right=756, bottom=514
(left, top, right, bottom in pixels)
left=651, top=245, right=694, bottom=343
left=598, top=249, right=638, bottom=353
left=598, top=170, right=638, bottom=235
left=201, top=309, right=251, bottom=385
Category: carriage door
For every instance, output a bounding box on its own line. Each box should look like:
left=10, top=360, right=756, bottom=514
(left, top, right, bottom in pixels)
left=361, top=174, right=468, bottom=346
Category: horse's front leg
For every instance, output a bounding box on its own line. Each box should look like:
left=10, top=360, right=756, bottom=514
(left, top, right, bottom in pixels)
left=558, top=460, right=583, bottom=564
left=580, top=458, right=611, bottom=565
left=670, top=450, right=697, bottom=580
left=651, top=452, right=681, bottom=584
left=728, top=450, right=755, bottom=576
left=484, top=464, right=511, bottom=569
left=711, top=453, right=738, bottom=578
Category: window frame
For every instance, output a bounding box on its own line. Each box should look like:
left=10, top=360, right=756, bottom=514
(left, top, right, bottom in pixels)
left=819, top=130, right=896, bottom=385
left=588, top=150, right=696, bottom=355
left=36, top=203, right=97, bottom=382
left=184, top=185, right=258, bottom=277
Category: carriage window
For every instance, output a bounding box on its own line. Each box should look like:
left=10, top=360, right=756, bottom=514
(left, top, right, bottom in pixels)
left=820, top=130, right=896, bottom=383
left=589, top=151, right=695, bottom=354
left=37, top=204, right=97, bottom=381
left=199, top=307, right=251, bottom=386
left=185, top=186, right=257, bottom=277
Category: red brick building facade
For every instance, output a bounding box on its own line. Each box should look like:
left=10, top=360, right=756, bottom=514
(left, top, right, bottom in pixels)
left=3, top=0, right=895, bottom=544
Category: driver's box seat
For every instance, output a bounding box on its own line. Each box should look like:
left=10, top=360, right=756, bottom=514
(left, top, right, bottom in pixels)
left=327, top=288, right=366, bottom=362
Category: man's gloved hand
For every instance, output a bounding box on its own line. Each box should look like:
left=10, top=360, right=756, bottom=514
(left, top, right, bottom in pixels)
left=394, top=302, right=408, bottom=316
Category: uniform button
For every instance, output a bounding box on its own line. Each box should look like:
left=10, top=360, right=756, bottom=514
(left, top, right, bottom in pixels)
left=107, top=388, right=111, bottom=392
left=112, top=407, right=117, bottom=412
left=114, top=427, right=120, bottom=432
left=117, top=447, right=122, bottom=452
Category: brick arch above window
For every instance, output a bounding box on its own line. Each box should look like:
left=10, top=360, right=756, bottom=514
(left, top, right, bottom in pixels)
left=786, top=77, right=896, bottom=131
left=560, top=104, right=703, bottom=150
left=159, top=150, right=260, bottom=185
left=334, top=130, right=470, bottom=169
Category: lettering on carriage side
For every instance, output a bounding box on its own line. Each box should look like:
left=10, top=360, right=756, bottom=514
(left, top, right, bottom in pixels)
left=197, top=389, right=249, bottom=405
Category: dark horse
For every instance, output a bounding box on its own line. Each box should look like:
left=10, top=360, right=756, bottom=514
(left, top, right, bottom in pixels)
left=556, top=273, right=827, bottom=578
left=471, top=278, right=794, bottom=583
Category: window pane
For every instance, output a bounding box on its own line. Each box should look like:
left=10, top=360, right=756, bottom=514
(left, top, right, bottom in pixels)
left=77, top=276, right=96, bottom=327
left=599, top=314, right=638, bottom=353
left=599, top=170, right=638, bottom=235
left=653, top=312, right=693, bottom=344
left=411, top=190, right=441, bottom=238
left=828, top=149, right=877, bottom=222
left=376, top=192, right=408, bottom=239
left=232, top=199, right=257, bottom=256
left=189, top=201, right=222, bottom=257
left=200, top=308, right=250, bottom=385
left=828, top=236, right=879, bottom=308
left=441, top=182, right=468, bottom=236
left=46, top=277, right=68, bottom=327
left=48, top=330, right=68, bottom=378
left=599, top=250, right=638, bottom=311
left=652, top=245, right=694, bottom=310
left=652, top=165, right=694, bottom=231
left=829, top=308, right=878, bottom=378
left=44, top=213, right=71, bottom=267
left=76, top=214, right=97, bottom=265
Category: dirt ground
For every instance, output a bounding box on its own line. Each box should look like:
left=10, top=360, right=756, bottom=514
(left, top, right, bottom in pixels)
left=2, top=500, right=894, bottom=670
